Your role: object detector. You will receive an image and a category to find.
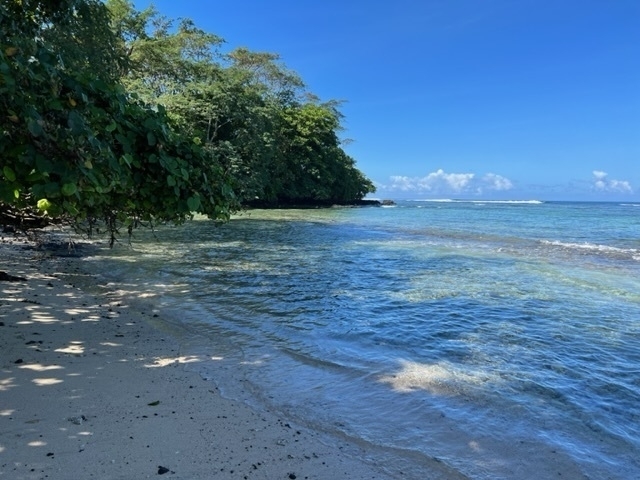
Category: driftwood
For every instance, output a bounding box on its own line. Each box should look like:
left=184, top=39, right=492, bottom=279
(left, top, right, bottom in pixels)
left=1, top=204, right=52, bottom=231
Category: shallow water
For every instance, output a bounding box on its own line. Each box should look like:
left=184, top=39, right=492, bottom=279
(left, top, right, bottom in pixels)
left=86, top=201, right=640, bottom=479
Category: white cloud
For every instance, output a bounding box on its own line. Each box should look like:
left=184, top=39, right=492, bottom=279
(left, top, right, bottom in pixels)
left=592, top=171, right=633, bottom=193
left=386, top=169, right=513, bottom=195
left=482, top=173, right=513, bottom=191
left=427, top=169, right=475, bottom=191
left=388, top=176, right=417, bottom=192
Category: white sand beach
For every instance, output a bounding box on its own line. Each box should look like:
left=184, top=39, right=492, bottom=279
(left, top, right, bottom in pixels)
left=0, top=233, right=463, bottom=480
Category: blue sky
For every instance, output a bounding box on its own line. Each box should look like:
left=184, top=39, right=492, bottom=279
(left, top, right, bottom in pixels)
left=133, top=0, right=639, bottom=201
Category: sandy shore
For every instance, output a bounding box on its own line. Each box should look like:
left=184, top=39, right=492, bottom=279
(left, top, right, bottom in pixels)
left=0, top=233, right=462, bottom=480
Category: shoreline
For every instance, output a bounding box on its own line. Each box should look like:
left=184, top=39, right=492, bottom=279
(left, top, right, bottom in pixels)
left=0, top=234, right=459, bottom=480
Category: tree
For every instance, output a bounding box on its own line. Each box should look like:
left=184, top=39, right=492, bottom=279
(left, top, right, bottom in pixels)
left=105, top=1, right=375, bottom=207
left=267, top=101, right=375, bottom=205
left=0, top=0, right=235, bottom=242
left=1, top=0, right=374, bottom=244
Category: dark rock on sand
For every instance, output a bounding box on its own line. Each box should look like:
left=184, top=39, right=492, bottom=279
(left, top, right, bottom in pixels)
left=0, top=271, right=26, bottom=282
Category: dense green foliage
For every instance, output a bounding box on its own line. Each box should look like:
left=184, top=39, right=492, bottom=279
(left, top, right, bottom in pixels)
left=0, top=0, right=374, bottom=240
left=108, top=0, right=374, bottom=206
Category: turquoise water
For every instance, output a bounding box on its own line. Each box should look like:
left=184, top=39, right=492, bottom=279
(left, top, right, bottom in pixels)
left=88, top=201, right=640, bottom=479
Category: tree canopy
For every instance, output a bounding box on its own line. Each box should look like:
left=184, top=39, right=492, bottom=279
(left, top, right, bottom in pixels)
left=0, top=0, right=375, bottom=242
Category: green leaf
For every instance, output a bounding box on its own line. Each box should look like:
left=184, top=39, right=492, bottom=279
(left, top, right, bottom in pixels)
left=40, top=182, right=60, bottom=197
left=2, top=166, right=16, bottom=182
left=49, top=99, right=64, bottom=111
left=61, top=183, right=77, bottom=196
left=167, top=175, right=176, bottom=187
left=25, top=170, right=42, bottom=182
left=61, top=200, right=79, bottom=216
left=37, top=198, right=52, bottom=211
left=187, top=195, right=200, bottom=211
left=36, top=156, right=54, bottom=174
left=147, top=132, right=156, bottom=146
left=143, top=117, right=157, bottom=130
left=106, top=122, right=117, bottom=132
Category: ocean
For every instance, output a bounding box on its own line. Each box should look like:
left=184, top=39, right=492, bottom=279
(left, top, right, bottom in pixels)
left=84, top=200, right=640, bottom=479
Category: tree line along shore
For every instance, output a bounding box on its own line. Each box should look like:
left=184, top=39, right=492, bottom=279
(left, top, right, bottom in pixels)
left=1, top=0, right=376, bottom=245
